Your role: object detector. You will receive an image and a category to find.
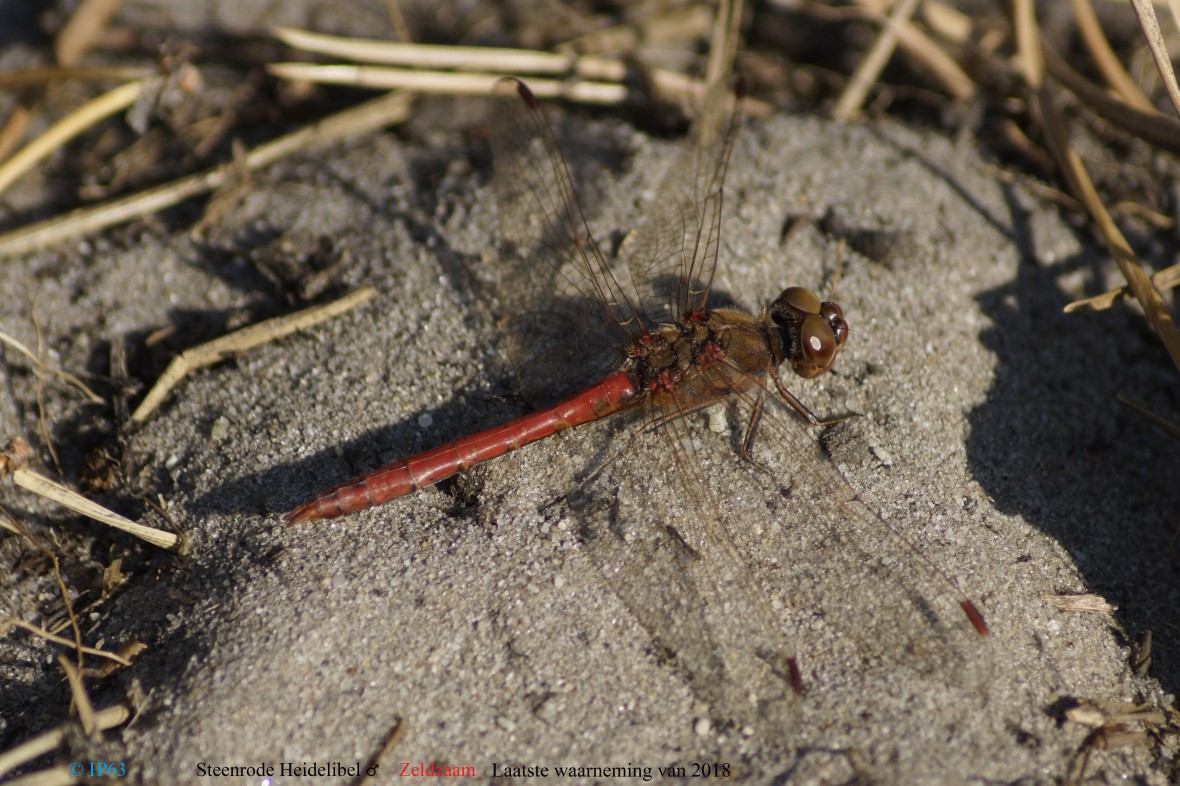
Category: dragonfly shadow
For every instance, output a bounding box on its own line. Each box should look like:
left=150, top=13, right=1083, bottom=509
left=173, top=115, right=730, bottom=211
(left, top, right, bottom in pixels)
left=645, top=272, right=743, bottom=315
left=868, top=124, right=1178, bottom=696
left=201, top=388, right=540, bottom=519
left=967, top=182, right=1180, bottom=694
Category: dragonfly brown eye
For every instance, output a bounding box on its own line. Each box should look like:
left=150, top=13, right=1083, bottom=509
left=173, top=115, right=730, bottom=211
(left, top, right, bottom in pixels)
left=794, top=313, right=838, bottom=378
left=769, top=286, right=847, bottom=379
left=780, top=286, right=821, bottom=317
left=821, top=301, right=848, bottom=349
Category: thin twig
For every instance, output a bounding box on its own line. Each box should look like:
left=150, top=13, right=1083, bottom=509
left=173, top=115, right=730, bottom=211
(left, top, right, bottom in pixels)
left=852, top=0, right=976, bottom=102
left=1129, top=0, right=1180, bottom=119
left=2, top=437, right=179, bottom=549
left=54, top=0, right=122, bottom=67
left=131, top=287, right=378, bottom=423
left=0, top=0, right=118, bottom=164
left=833, top=0, right=923, bottom=121
left=49, top=553, right=84, bottom=671
left=0, top=91, right=414, bottom=258
left=0, top=619, right=133, bottom=667
left=0, top=80, right=147, bottom=197
left=0, top=705, right=129, bottom=778
left=1117, top=394, right=1180, bottom=441
left=1014, top=0, right=1180, bottom=371
left=0, top=66, right=155, bottom=89
left=268, top=63, right=628, bottom=103
left=12, top=468, right=180, bottom=549
left=274, top=26, right=628, bottom=81
left=354, top=718, right=405, bottom=786
left=1069, top=0, right=1154, bottom=112
left=1064, top=264, right=1180, bottom=312
left=1043, top=45, right=1180, bottom=157
left=0, top=326, right=104, bottom=403
left=57, top=655, right=97, bottom=736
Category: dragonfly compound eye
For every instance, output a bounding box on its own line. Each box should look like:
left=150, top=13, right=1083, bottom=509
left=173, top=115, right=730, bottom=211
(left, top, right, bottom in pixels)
left=820, top=301, right=849, bottom=349
left=793, top=314, right=839, bottom=378
left=778, top=286, right=821, bottom=318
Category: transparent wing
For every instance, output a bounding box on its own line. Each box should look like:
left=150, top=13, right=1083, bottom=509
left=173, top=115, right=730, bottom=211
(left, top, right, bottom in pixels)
left=486, top=78, right=801, bottom=728
left=625, top=80, right=740, bottom=324
left=710, top=362, right=993, bottom=693
left=485, top=79, right=647, bottom=402
left=482, top=77, right=990, bottom=737
left=490, top=79, right=647, bottom=338
left=573, top=402, right=802, bottom=732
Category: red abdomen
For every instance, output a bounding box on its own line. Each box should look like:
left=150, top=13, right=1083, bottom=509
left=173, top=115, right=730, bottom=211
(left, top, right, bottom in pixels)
left=285, top=371, right=639, bottom=524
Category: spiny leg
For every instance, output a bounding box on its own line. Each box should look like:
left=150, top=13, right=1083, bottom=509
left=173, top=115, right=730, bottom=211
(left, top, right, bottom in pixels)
left=770, top=367, right=857, bottom=427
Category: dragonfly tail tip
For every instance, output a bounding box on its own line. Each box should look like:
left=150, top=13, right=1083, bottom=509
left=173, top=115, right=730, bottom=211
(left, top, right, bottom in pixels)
left=960, top=599, right=989, bottom=637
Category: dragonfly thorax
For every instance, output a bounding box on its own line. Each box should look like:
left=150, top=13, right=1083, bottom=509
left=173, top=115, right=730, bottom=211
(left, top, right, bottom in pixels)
left=626, top=308, right=772, bottom=405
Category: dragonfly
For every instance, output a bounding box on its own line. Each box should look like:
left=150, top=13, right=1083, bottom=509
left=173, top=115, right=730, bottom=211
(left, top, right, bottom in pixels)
left=285, top=77, right=988, bottom=720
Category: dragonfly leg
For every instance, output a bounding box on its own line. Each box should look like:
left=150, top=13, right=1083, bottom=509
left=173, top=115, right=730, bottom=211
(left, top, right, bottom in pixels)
left=738, top=390, right=771, bottom=473
left=771, top=368, right=857, bottom=427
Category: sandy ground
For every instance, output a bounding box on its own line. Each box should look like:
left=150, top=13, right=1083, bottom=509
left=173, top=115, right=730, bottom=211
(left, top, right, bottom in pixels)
left=1, top=45, right=1178, bottom=786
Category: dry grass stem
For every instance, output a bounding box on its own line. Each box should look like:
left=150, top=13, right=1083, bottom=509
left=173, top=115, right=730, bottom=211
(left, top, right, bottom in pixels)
left=704, top=0, right=742, bottom=91
left=356, top=718, right=406, bottom=786
left=49, top=553, right=84, bottom=671
left=1044, top=45, right=1180, bottom=156
left=273, top=26, right=628, bottom=81
left=0, top=509, right=20, bottom=536
left=130, top=286, right=377, bottom=423
left=267, top=63, right=629, bottom=104
left=12, top=469, right=179, bottom=549
left=1014, top=1, right=1180, bottom=372
left=0, top=705, right=129, bottom=779
left=0, top=91, right=413, bottom=258
left=2, top=766, right=75, bottom=786
left=1, top=439, right=177, bottom=548
left=383, top=1, right=411, bottom=43
left=54, top=0, right=122, bottom=67
left=0, top=326, right=103, bottom=403
left=1064, top=264, right=1180, bottom=312
left=919, top=0, right=972, bottom=43
left=649, top=67, right=771, bottom=116
left=272, top=31, right=772, bottom=117
left=1109, top=200, right=1174, bottom=229
left=1069, top=0, right=1154, bottom=111
left=0, top=80, right=146, bottom=197
left=834, top=0, right=921, bottom=121
left=0, top=0, right=125, bottom=168
left=1064, top=700, right=1167, bottom=728
left=1117, top=394, right=1180, bottom=441
left=1041, top=593, right=1117, bottom=614
left=57, top=655, right=97, bottom=735
left=852, top=0, right=976, bottom=103
left=558, top=6, right=714, bottom=56
left=0, top=0, right=120, bottom=164
left=0, top=104, right=33, bottom=164
left=1013, top=0, right=1044, bottom=88
left=0, top=619, right=133, bottom=667
left=1129, top=0, right=1180, bottom=118
left=0, top=66, right=156, bottom=90
left=1037, top=91, right=1180, bottom=369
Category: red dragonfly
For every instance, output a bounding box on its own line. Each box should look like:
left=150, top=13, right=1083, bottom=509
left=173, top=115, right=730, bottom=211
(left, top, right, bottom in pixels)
left=286, top=78, right=987, bottom=715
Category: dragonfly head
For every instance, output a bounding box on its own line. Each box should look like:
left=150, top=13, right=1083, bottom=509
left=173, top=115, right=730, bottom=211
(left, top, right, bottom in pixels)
left=768, top=286, right=849, bottom=379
